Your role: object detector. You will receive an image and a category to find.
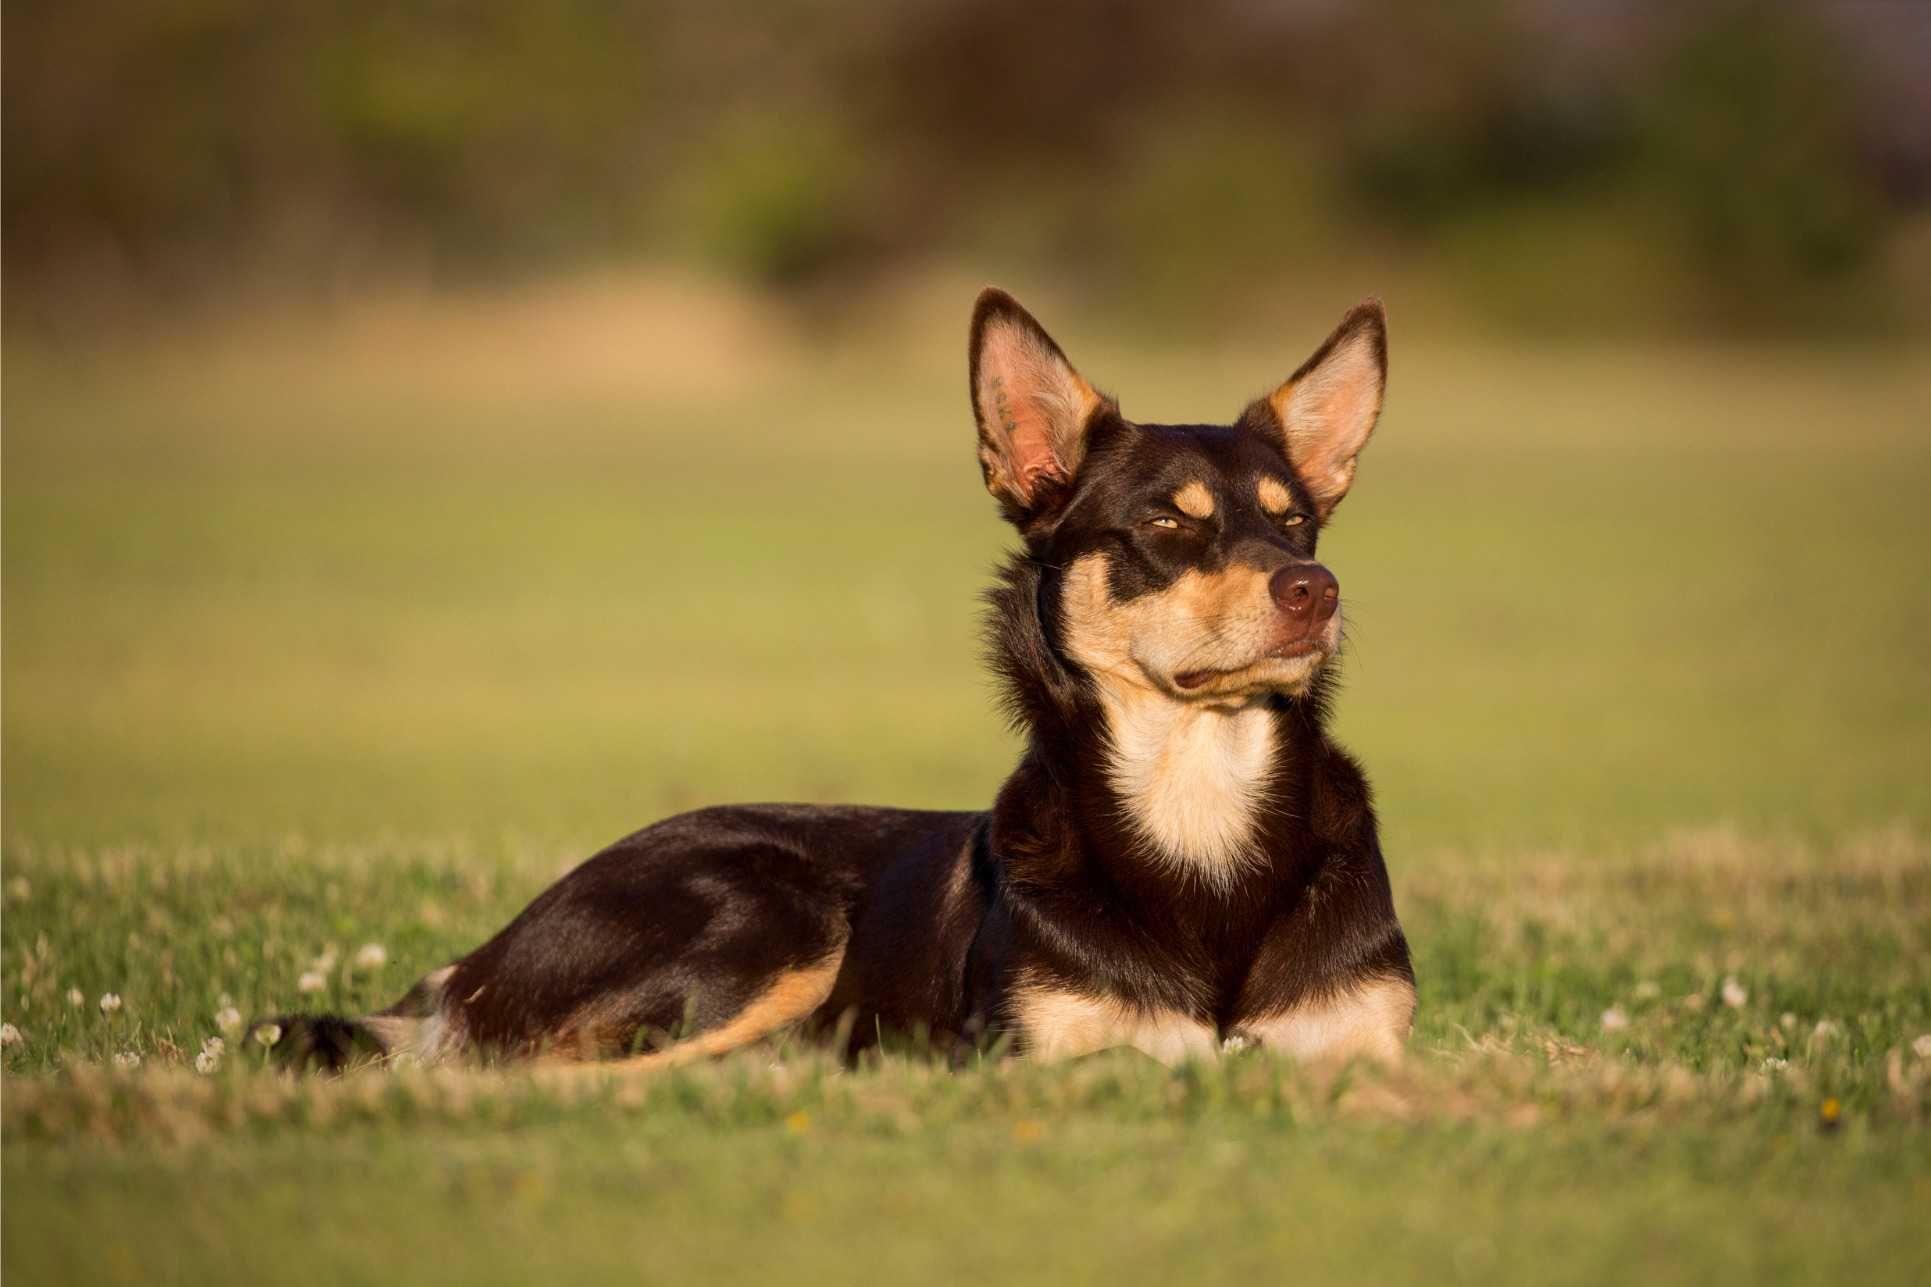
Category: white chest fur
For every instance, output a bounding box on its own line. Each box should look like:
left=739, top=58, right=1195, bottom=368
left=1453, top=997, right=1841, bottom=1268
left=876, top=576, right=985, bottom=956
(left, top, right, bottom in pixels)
left=1101, top=692, right=1276, bottom=882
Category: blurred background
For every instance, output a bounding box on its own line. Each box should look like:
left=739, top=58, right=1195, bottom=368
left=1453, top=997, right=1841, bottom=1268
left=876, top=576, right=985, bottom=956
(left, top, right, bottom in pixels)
left=8, top=0, right=1931, bottom=335
left=5, top=0, right=1929, bottom=861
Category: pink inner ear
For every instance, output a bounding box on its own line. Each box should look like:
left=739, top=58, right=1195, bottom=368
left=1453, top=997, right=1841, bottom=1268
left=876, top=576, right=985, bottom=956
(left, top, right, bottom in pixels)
left=1300, top=389, right=1365, bottom=480
left=982, top=330, right=1070, bottom=497
left=1278, top=337, right=1382, bottom=504
left=1006, top=401, right=1063, bottom=491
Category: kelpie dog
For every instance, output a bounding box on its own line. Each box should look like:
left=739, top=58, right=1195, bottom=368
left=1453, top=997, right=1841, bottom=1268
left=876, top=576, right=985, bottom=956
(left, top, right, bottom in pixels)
left=257, top=290, right=1414, bottom=1070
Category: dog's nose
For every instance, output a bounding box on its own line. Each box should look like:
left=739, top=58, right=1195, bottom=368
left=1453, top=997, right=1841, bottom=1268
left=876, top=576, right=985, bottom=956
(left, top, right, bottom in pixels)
left=1269, top=563, right=1339, bottom=627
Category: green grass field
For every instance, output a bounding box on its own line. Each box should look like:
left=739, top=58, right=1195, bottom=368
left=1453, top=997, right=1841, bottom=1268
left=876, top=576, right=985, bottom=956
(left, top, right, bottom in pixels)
left=5, top=278, right=1930, bottom=1284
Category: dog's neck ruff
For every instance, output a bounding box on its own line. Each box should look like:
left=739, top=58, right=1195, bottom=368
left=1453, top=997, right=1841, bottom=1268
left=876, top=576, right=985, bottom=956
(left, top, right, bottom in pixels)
left=1097, top=687, right=1276, bottom=884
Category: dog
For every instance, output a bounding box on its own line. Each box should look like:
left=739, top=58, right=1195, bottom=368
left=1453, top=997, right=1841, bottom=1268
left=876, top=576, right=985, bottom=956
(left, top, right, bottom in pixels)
left=255, top=289, right=1415, bottom=1070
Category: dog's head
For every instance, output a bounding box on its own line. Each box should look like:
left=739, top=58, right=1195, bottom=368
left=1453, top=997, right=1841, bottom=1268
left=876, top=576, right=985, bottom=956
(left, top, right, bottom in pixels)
left=971, top=289, right=1386, bottom=705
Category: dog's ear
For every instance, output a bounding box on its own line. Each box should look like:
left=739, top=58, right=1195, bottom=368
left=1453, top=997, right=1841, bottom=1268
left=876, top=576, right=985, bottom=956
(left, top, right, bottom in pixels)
left=1248, top=299, right=1387, bottom=517
left=970, top=288, right=1109, bottom=523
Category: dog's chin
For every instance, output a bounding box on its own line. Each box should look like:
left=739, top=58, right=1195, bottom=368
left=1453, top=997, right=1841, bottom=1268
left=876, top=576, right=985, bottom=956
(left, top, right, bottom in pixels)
left=1167, top=646, right=1330, bottom=702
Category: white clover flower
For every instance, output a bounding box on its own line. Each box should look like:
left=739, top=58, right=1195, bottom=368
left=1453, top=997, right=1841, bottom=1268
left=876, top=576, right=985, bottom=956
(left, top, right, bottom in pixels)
left=0, top=1023, right=21, bottom=1048
left=113, top=1051, right=140, bottom=1070
left=215, top=1006, right=243, bottom=1036
left=1761, top=1057, right=1788, bottom=1072
left=194, top=1051, right=220, bottom=1074
left=1780, top=1012, right=1798, bottom=1030
left=99, top=993, right=122, bottom=1015
left=354, top=943, right=387, bottom=970
left=1912, top=1034, right=1931, bottom=1059
left=1633, top=980, right=1661, bottom=1001
left=1813, top=1019, right=1840, bottom=1039
left=254, top=1023, right=283, bottom=1047
left=1720, top=977, right=1748, bottom=1009
left=310, top=949, right=338, bottom=973
left=203, top=1036, right=225, bottom=1057
left=1599, top=1007, right=1630, bottom=1032
left=67, top=988, right=85, bottom=1007
left=297, top=971, right=328, bottom=994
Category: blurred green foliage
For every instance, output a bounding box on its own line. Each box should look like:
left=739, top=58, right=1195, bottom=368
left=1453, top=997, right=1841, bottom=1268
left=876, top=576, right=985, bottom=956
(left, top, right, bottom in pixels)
left=4, top=0, right=1928, bottom=332
left=1640, top=5, right=1892, bottom=327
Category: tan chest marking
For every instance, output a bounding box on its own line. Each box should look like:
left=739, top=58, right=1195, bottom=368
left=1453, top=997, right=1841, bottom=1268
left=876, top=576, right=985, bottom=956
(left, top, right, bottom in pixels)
left=1103, top=691, right=1275, bottom=880
left=1235, top=975, right=1415, bottom=1065
left=1015, top=986, right=1220, bottom=1065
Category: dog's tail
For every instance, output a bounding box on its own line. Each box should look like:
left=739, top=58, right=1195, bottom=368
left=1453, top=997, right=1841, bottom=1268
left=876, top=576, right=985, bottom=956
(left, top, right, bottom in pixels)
left=248, top=965, right=459, bottom=1072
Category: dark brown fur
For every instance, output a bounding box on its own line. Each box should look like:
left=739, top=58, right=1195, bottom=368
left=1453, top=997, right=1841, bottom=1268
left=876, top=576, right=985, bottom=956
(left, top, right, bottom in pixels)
left=254, top=290, right=1414, bottom=1070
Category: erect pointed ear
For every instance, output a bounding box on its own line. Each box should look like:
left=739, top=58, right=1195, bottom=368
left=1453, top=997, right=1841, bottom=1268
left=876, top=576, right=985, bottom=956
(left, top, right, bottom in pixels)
left=1248, top=299, right=1387, bottom=517
left=970, top=288, right=1109, bottom=521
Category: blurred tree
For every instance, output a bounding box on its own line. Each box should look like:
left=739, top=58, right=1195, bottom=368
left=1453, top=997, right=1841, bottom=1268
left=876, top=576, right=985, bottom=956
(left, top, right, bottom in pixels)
left=1639, top=3, right=1892, bottom=326
left=2, top=0, right=1923, bottom=333
left=679, top=115, right=864, bottom=284
left=1, top=0, right=672, bottom=313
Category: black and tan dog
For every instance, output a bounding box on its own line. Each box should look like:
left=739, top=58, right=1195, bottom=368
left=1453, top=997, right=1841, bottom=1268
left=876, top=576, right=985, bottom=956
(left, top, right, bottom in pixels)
left=257, top=290, right=1414, bottom=1070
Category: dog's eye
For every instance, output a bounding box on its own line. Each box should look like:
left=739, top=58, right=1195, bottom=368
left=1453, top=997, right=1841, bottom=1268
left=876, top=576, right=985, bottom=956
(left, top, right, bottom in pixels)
left=1149, top=516, right=1180, bottom=529
left=1282, top=515, right=1306, bottom=527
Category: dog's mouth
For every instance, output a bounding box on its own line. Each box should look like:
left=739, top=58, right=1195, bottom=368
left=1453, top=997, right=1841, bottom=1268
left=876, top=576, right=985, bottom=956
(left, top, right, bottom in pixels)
left=1172, top=640, right=1324, bottom=692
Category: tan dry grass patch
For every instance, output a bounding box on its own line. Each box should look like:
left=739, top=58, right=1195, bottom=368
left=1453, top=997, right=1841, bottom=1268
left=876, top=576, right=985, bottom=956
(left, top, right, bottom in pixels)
left=8, top=1036, right=1926, bottom=1150
left=1400, top=826, right=1930, bottom=970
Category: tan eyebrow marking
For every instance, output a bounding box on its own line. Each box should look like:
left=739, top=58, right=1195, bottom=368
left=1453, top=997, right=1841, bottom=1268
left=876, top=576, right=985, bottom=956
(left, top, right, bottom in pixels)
left=1173, top=480, right=1215, bottom=519
left=1257, top=477, right=1294, bottom=514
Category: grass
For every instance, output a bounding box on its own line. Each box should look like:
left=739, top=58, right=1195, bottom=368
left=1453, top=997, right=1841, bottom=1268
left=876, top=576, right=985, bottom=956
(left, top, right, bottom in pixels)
left=4, top=274, right=1931, bottom=1283
left=5, top=832, right=1929, bottom=1284
left=12, top=1087, right=1925, bottom=1287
